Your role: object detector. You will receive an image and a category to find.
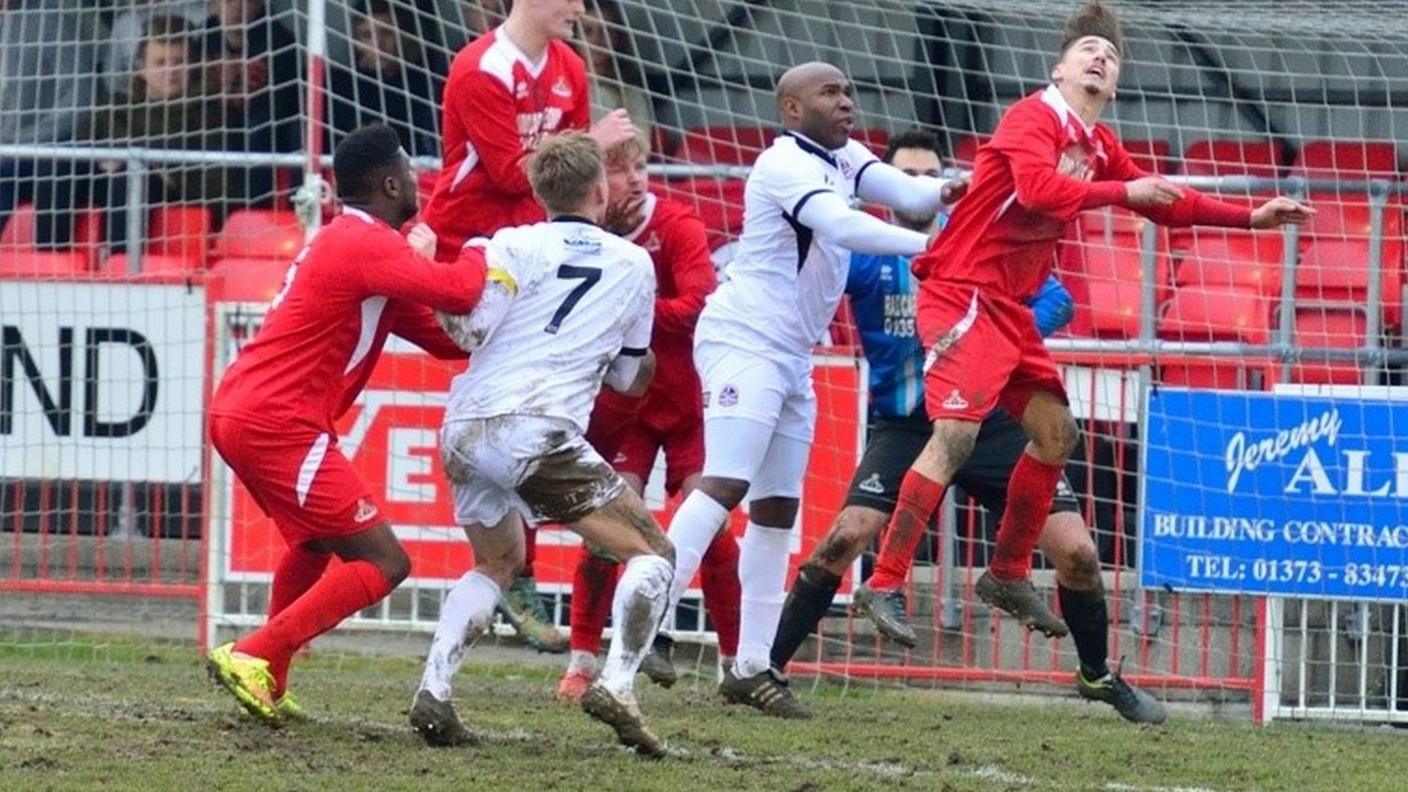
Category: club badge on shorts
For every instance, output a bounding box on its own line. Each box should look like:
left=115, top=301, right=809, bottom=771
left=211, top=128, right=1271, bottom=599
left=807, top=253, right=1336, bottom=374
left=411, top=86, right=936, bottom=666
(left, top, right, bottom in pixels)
left=719, top=385, right=739, bottom=407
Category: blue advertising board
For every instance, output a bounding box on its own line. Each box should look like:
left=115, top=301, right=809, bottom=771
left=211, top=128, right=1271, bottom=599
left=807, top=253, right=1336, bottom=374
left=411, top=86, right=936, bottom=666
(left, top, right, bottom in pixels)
left=1142, top=388, right=1408, bottom=602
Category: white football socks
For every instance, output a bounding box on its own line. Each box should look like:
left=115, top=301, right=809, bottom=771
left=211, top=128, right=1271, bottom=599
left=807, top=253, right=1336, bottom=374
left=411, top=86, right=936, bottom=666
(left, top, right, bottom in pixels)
left=419, top=570, right=500, bottom=701
left=598, top=554, right=673, bottom=697
left=733, top=522, right=793, bottom=679
left=665, top=490, right=729, bottom=609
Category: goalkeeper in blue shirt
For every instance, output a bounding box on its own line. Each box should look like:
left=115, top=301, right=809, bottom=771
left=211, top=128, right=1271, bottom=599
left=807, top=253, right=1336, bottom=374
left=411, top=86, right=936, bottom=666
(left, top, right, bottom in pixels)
left=770, top=128, right=1164, bottom=725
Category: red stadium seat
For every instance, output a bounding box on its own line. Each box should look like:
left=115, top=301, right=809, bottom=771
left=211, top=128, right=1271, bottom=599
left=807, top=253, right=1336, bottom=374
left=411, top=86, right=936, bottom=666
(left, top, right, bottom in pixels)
left=679, top=126, right=773, bottom=165
left=1067, top=210, right=1171, bottom=337
left=0, top=249, right=89, bottom=277
left=216, top=210, right=303, bottom=260
left=950, top=134, right=990, bottom=168
left=855, top=128, right=890, bottom=158
left=1157, top=283, right=1275, bottom=389
left=1291, top=308, right=1369, bottom=384
left=1293, top=140, right=1398, bottom=181
left=1297, top=198, right=1404, bottom=326
left=148, top=205, right=211, bottom=266
left=658, top=178, right=745, bottom=250
left=1160, top=283, right=1273, bottom=344
left=102, top=252, right=204, bottom=277
left=1181, top=139, right=1285, bottom=179
left=1122, top=139, right=1173, bottom=174
left=0, top=203, right=38, bottom=249
left=1174, top=230, right=1286, bottom=295
left=208, top=257, right=291, bottom=303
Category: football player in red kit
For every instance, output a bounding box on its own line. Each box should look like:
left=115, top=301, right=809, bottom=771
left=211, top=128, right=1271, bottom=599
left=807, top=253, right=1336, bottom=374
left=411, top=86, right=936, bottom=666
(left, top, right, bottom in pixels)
left=557, top=136, right=742, bottom=702
left=870, top=1, right=1314, bottom=636
left=205, top=125, right=490, bottom=726
left=423, top=0, right=638, bottom=650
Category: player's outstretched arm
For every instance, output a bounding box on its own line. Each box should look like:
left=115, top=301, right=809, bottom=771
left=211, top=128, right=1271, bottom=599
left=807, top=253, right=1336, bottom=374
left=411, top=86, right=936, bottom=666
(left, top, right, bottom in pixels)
left=1102, top=140, right=1312, bottom=230
left=795, top=190, right=930, bottom=256
left=435, top=258, right=518, bottom=352
left=358, top=232, right=489, bottom=314
left=389, top=303, right=470, bottom=360
left=854, top=159, right=965, bottom=216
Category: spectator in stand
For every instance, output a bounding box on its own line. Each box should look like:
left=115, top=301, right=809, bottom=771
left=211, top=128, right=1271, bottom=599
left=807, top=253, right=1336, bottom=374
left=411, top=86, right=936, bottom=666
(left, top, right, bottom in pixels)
left=197, top=0, right=301, bottom=206
left=329, top=0, right=442, bottom=158
left=104, top=2, right=207, bottom=95
left=578, top=1, right=655, bottom=147
left=0, top=0, right=104, bottom=247
left=445, top=0, right=509, bottom=50
left=77, top=14, right=236, bottom=255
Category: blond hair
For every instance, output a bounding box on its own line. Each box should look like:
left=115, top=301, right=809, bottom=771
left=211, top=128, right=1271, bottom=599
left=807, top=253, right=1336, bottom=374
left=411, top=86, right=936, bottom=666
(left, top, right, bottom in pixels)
left=528, top=132, right=604, bottom=215
left=604, top=133, right=648, bottom=169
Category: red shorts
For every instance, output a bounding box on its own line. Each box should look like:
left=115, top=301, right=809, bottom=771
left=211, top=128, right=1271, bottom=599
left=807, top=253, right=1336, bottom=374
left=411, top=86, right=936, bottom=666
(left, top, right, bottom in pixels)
left=918, top=282, right=1067, bottom=423
left=613, top=412, right=704, bottom=495
left=209, top=414, right=382, bottom=545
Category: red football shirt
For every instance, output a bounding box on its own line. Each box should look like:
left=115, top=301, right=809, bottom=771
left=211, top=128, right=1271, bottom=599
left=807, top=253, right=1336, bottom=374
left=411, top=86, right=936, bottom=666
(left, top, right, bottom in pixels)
left=211, top=208, right=486, bottom=434
left=914, top=85, right=1251, bottom=302
left=423, top=27, right=591, bottom=257
left=597, top=194, right=716, bottom=432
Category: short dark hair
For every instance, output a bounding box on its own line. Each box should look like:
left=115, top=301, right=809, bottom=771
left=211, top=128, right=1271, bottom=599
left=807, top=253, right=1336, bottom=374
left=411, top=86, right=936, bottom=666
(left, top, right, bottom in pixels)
left=1059, top=1, right=1124, bottom=58
left=333, top=123, right=404, bottom=201
left=882, top=127, right=944, bottom=165
left=138, top=14, right=192, bottom=61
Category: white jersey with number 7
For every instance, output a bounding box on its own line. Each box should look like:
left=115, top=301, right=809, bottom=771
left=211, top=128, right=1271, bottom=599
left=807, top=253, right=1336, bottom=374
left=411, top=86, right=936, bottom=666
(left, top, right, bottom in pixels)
left=441, top=218, right=656, bottom=432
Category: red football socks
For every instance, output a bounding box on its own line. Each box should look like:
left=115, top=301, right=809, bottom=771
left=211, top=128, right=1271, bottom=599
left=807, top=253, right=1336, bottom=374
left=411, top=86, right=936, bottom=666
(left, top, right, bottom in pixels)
left=699, top=527, right=741, bottom=657
left=268, top=545, right=332, bottom=618
left=868, top=470, right=947, bottom=591
left=235, top=559, right=393, bottom=696
left=990, top=454, right=1066, bottom=581
left=568, top=546, right=620, bottom=655
left=521, top=525, right=538, bottom=579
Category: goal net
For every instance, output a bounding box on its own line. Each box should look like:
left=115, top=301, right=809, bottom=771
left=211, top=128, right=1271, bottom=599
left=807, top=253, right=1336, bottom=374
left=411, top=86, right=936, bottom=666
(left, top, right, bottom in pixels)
left=4, top=0, right=1408, bottom=723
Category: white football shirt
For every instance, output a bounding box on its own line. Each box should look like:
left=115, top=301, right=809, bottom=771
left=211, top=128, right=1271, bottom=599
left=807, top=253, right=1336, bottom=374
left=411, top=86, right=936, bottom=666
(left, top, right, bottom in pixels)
left=443, top=218, right=656, bottom=432
left=698, top=131, right=879, bottom=357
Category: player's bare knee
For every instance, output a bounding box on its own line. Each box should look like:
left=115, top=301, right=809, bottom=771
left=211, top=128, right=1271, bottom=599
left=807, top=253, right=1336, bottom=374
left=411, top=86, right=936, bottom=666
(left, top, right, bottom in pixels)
left=380, top=544, right=412, bottom=587
left=827, top=508, right=881, bottom=559
left=1061, top=542, right=1102, bottom=591
left=697, top=476, right=749, bottom=510
left=926, top=423, right=977, bottom=479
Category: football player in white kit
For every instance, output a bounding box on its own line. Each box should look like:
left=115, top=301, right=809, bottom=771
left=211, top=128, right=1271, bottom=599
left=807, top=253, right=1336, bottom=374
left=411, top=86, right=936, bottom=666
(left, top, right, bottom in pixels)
left=664, top=62, right=968, bottom=718
left=409, top=133, right=674, bottom=757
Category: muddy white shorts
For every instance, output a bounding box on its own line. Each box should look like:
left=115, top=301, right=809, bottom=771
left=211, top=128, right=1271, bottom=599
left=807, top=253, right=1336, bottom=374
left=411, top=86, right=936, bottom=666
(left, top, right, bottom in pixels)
left=440, top=415, right=626, bottom=527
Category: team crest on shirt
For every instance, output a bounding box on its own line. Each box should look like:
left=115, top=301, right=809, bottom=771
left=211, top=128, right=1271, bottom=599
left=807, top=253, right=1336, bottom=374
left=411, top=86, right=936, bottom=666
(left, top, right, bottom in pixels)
left=838, top=158, right=855, bottom=180
left=941, top=389, right=970, bottom=411
left=719, top=384, right=739, bottom=407
left=515, top=82, right=529, bottom=100
left=353, top=499, right=379, bottom=524
left=551, top=76, right=573, bottom=98
left=858, top=473, right=885, bottom=494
